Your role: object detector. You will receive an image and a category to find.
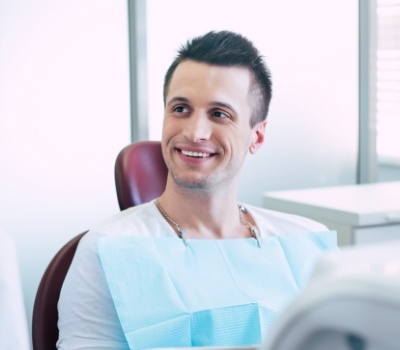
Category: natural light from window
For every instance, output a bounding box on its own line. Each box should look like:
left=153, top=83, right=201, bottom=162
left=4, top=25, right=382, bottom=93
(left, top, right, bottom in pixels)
left=376, top=0, right=400, bottom=165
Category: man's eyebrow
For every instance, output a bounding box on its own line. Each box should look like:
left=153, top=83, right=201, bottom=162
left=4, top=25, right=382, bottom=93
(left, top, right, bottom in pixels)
left=166, top=97, right=189, bottom=107
left=167, top=97, right=238, bottom=114
left=210, top=101, right=237, bottom=114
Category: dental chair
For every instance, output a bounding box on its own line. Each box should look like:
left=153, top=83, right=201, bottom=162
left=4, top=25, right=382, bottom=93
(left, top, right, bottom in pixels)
left=32, top=141, right=167, bottom=350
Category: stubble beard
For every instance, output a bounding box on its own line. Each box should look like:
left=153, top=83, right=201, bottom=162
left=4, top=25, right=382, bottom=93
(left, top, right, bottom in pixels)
left=169, top=166, right=211, bottom=190
left=168, top=161, right=241, bottom=193
left=163, top=147, right=245, bottom=193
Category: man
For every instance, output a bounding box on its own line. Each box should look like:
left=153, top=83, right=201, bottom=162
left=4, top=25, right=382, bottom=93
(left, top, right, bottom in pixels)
left=57, top=31, right=336, bottom=350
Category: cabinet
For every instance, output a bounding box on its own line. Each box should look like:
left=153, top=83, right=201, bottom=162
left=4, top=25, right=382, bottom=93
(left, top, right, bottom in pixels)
left=263, top=182, right=400, bottom=246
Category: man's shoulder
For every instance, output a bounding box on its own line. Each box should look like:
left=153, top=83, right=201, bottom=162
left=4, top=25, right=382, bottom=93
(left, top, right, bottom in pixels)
left=86, top=201, right=163, bottom=240
left=245, top=203, right=328, bottom=236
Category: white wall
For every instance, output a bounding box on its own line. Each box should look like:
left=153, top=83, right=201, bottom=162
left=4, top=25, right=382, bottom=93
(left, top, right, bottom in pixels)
left=146, top=0, right=359, bottom=205
left=0, top=0, right=131, bottom=335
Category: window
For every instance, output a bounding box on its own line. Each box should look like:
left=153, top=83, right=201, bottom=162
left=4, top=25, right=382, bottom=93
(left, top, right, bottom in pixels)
left=376, top=0, right=400, bottom=165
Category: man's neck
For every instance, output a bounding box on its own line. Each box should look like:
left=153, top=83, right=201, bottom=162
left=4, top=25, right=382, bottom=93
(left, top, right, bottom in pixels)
left=157, top=178, right=245, bottom=239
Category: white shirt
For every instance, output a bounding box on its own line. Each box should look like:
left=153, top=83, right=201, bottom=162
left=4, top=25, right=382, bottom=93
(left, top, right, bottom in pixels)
left=57, top=201, right=330, bottom=350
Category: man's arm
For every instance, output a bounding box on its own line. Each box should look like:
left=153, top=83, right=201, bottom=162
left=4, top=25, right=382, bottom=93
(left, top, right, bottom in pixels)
left=57, top=232, right=129, bottom=350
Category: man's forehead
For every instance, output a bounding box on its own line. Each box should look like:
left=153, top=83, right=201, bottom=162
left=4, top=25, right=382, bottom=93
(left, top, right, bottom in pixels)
left=172, top=60, right=251, bottom=79
left=167, top=60, right=252, bottom=100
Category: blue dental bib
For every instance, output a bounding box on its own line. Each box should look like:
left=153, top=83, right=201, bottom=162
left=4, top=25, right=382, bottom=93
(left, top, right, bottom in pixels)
left=98, top=231, right=336, bottom=350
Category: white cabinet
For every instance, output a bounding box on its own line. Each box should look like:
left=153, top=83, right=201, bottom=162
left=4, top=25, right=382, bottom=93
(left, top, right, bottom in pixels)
left=263, top=182, right=400, bottom=246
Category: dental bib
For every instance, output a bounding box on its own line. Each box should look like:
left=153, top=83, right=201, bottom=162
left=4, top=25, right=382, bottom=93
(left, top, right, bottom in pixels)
left=98, top=231, right=336, bottom=350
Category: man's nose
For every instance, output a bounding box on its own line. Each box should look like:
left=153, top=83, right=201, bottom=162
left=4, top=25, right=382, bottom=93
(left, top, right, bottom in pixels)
left=183, top=111, right=212, bottom=142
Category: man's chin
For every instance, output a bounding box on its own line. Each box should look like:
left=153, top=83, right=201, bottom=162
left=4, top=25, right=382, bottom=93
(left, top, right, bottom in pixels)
left=171, top=174, right=210, bottom=190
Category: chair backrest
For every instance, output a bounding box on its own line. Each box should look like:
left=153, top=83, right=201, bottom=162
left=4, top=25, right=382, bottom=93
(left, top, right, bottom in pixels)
left=32, top=231, right=87, bottom=350
left=32, top=141, right=168, bottom=350
left=115, top=140, right=168, bottom=210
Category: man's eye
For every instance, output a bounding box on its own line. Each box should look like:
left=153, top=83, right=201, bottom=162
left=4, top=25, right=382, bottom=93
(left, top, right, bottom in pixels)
left=173, top=106, right=187, bottom=113
left=213, top=111, right=229, bottom=118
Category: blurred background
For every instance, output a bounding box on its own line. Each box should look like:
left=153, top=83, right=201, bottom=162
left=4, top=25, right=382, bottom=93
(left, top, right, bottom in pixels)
left=0, top=0, right=399, bottom=344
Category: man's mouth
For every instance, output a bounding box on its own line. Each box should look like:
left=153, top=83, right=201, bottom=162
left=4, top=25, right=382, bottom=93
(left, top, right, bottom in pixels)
left=180, top=149, right=211, bottom=158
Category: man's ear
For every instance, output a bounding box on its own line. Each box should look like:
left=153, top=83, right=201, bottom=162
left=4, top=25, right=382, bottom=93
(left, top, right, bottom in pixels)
left=249, top=120, right=267, bottom=155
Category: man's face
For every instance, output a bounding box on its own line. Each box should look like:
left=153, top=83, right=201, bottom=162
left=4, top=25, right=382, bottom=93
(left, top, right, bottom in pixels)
left=162, top=60, right=266, bottom=191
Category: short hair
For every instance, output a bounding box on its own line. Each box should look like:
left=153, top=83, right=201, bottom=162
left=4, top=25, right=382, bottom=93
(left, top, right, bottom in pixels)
left=163, top=31, right=272, bottom=127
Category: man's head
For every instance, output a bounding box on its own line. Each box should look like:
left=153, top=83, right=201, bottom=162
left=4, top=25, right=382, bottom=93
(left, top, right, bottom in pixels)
left=163, top=31, right=272, bottom=128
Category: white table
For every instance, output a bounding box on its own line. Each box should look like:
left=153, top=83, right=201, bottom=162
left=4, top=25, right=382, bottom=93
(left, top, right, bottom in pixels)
left=0, top=228, right=30, bottom=350
left=263, top=181, right=400, bottom=246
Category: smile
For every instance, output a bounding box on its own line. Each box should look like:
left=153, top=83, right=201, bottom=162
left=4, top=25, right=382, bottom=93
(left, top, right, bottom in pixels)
left=181, top=150, right=211, bottom=158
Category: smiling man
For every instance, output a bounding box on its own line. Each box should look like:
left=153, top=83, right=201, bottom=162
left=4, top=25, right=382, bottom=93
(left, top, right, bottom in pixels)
left=57, top=31, right=337, bottom=350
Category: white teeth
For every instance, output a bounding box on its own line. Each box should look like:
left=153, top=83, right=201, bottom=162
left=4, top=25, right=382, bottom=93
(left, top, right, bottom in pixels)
left=181, top=150, right=210, bottom=158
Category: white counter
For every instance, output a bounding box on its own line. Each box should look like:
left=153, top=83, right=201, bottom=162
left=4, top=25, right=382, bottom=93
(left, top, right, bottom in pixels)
left=263, top=182, right=400, bottom=246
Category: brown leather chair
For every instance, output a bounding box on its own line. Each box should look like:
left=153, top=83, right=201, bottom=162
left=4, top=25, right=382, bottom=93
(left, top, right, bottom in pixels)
left=115, top=140, right=168, bottom=210
left=32, top=232, right=87, bottom=350
left=32, top=141, right=167, bottom=350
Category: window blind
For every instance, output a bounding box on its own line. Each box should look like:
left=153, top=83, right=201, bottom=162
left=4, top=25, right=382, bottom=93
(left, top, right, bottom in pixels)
left=376, top=0, right=400, bottom=164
